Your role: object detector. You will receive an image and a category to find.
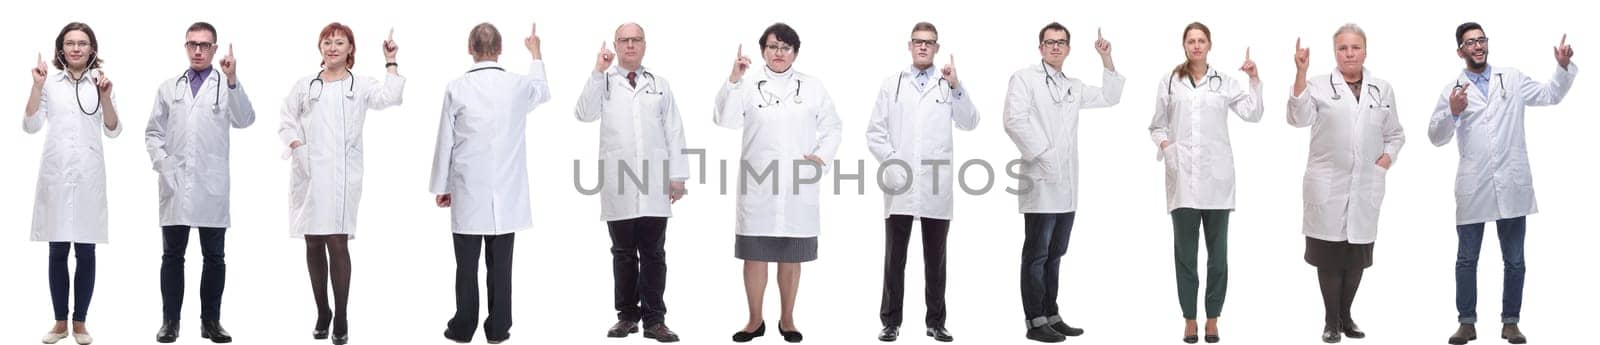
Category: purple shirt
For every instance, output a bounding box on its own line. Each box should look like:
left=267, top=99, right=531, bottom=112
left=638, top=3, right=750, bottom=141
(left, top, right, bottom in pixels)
left=188, top=67, right=213, bottom=97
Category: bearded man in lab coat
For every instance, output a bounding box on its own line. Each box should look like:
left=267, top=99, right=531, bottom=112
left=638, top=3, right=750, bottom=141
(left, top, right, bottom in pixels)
left=1432, top=22, right=1576, bottom=345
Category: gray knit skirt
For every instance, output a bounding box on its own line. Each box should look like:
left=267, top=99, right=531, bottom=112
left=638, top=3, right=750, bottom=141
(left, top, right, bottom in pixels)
left=734, top=235, right=818, bottom=263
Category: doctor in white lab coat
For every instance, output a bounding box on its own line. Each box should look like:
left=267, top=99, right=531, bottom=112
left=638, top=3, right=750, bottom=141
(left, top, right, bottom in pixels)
left=277, top=23, right=404, bottom=343
left=26, top=22, right=120, bottom=344
left=1001, top=22, right=1121, bottom=342
left=145, top=22, right=253, bottom=343
left=574, top=23, right=687, bottom=341
left=1286, top=24, right=1404, bottom=344
left=1147, top=22, right=1261, bottom=342
left=864, top=22, right=976, bottom=342
left=716, top=23, right=842, bottom=341
left=431, top=23, right=548, bottom=344
left=1431, top=23, right=1575, bottom=344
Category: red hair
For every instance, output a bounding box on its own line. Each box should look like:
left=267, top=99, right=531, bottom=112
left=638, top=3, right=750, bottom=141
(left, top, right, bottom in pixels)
left=318, top=22, right=356, bottom=68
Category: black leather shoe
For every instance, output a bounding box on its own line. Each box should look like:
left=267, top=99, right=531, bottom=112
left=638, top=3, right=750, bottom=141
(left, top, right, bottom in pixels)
left=926, top=327, right=953, bottom=342
left=1340, top=321, right=1365, bottom=339
left=1026, top=325, right=1066, bottom=343
left=1501, top=323, right=1526, bottom=344
left=1321, top=325, right=1342, bottom=343
left=878, top=326, right=899, bottom=341
left=487, top=335, right=509, bottom=344
left=332, top=333, right=349, bottom=345
left=1183, top=334, right=1199, bottom=344
left=1447, top=323, right=1476, bottom=345
left=442, top=329, right=470, bottom=343
left=643, top=324, right=679, bottom=343
left=1049, top=321, right=1084, bottom=337
left=779, top=326, right=803, bottom=343
left=608, top=320, right=639, bottom=338
left=156, top=320, right=179, bottom=343
left=200, top=320, right=233, bottom=343
left=732, top=322, right=765, bottom=343
left=313, top=329, right=329, bottom=340
left=1205, top=334, right=1220, bottom=343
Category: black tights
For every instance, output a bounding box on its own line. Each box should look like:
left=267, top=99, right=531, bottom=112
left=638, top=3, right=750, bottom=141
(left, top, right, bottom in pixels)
left=306, top=235, right=351, bottom=335
left=1316, top=268, right=1364, bottom=329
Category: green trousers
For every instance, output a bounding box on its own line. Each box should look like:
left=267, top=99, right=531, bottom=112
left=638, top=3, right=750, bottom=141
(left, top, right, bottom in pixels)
left=1172, top=208, right=1229, bottom=320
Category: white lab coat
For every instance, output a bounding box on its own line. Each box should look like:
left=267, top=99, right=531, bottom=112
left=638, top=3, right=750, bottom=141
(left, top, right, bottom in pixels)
left=576, top=65, right=690, bottom=222
left=714, top=67, right=843, bottom=238
left=430, top=61, right=550, bottom=235
left=1428, top=64, right=1577, bottom=225
left=865, top=66, right=979, bottom=220
left=1002, top=62, right=1125, bottom=214
left=26, top=70, right=122, bottom=243
left=1287, top=70, right=1404, bottom=244
left=1150, top=68, right=1263, bottom=212
left=278, top=71, right=405, bottom=238
left=145, top=70, right=256, bottom=228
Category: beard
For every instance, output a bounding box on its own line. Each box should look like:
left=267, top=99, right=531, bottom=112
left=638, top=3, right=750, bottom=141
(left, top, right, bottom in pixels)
left=1463, top=52, right=1488, bottom=71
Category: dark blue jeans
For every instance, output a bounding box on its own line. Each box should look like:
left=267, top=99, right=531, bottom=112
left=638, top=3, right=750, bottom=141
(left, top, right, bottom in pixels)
left=49, top=242, right=95, bottom=322
left=1020, top=212, right=1075, bottom=321
left=161, top=226, right=227, bottom=321
left=1455, top=216, right=1526, bottom=324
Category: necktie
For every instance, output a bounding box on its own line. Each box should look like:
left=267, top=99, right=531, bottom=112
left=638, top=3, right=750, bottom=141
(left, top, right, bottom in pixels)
left=627, top=71, right=638, bottom=88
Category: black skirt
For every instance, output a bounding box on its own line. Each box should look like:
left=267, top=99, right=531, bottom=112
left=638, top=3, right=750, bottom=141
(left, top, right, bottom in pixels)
left=1304, top=237, right=1374, bottom=269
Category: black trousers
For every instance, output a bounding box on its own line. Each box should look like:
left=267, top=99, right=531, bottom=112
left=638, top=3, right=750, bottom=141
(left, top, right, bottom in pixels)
left=607, top=217, right=669, bottom=326
left=161, top=226, right=226, bottom=321
left=880, top=215, right=951, bottom=328
left=49, top=242, right=95, bottom=322
left=447, top=233, right=516, bottom=341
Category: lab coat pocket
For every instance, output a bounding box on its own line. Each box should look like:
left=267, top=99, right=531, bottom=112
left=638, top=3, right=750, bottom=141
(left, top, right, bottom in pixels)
left=1029, top=156, right=1058, bottom=183
left=1370, top=164, right=1388, bottom=209
left=158, top=158, right=181, bottom=197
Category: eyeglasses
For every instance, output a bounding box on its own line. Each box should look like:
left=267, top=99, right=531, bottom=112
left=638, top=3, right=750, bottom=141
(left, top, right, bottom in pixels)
left=615, top=37, right=645, bottom=45
left=185, top=41, right=216, bottom=52
left=910, top=38, right=939, bottom=48
left=1460, top=36, right=1489, bottom=48
left=764, top=44, right=794, bottom=54
left=1040, top=39, right=1068, bottom=48
left=62, top=40, right=92, bottom=49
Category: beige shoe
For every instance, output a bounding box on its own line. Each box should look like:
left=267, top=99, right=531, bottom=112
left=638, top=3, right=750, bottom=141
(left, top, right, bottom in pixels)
left=41, top=331, right=68, bottom=344
left=71, top=332, right=92, bottom=345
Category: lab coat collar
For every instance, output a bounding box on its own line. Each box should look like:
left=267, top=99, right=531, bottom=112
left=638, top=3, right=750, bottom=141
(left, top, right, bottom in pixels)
left=1040, top=60, right=1065, bottom=79
left=612, top=64, right=648, bottom=75
left=468, top=60, right=504, bottom=72
left=56, top=69, right=93, bottom=83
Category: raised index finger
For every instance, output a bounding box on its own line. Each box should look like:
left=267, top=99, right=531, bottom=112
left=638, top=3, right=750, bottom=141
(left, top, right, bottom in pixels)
left=1097, top=27, right=1103, bottom=40
left=949, top=54, right=955, bottom=66
left=1560, top=33, right=1567, bottom=47
left=1245, top=47, right=1251, bottom=60
left=737, top=44, right=743, bottom=57
left=531, top=23, right=538, bottom=35
left=229, top=43, right=235, bottom=56
left=1296, top=37, right=1301, bottom=50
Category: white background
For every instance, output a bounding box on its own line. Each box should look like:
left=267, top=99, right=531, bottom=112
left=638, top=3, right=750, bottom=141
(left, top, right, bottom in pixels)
left=1, top=0, right=1595, bottom=344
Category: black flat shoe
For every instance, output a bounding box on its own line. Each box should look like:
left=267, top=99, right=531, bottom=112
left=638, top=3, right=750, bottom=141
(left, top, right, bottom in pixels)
left=780, top=328, right=803, bottom=343
left=1321, top=325, right=1342, bottom=343
left=878, top=326, right=899, bottom=342
left=1341, top=321, right=1365, bottom=339
left=1205, top=334, right=1220, bottom=343
left=1183, top=335, right=1199, bottom=344
left=1049, top=321, right=1084, bottom=337
left=926, top=327, right=953, bottom=342
left=1026, top=325, right=1066, bottom=343
left=1501, top=323, right=1526, bottom=344
left=1447, top=323, right=1475, bottom=345
left=732, top=322, right=765, bottom=343
left=156, top=320, right=180, bottom=343
left=487, top=335, right=509, bottom=344
left=200, top=320, right=233, bottom=343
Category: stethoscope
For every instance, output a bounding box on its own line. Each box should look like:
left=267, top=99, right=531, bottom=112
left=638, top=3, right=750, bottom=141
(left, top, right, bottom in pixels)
left=1328, top=74, right=1390, bottom=109
left=1454, top=73, right=1508, bottom=101
left=308, top=69, right=356, bottom=103
left=603, top=70, right=664, bottom=100
left=59, top=52, right=101, bottom=116
left=756, top=79, right=803, bottom=108
left=893, top=71, right=952, bottom=104
left=1042, top=62, right=1075, bottom=104
left=175, top=70, right=223, bottom=113
left=1168, top=69, right=1223, bottom=94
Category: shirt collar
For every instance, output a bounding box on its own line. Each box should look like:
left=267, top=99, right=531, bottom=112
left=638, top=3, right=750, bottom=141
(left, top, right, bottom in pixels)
left=764, top=65, right=795, bottom=80
left=469, top=60, right=504, bottom=71
left=1464, top=65, right=1493, bottom=82
left=1041, top=60, right=1065, bottom=79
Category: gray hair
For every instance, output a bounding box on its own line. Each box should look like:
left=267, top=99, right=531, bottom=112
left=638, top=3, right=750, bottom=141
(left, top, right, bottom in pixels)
left=1333, top=23, right=1367, bottom=43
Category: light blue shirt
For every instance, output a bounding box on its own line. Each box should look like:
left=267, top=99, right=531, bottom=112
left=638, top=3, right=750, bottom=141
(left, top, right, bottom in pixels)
left=910, top=65, right=964, bottom=100
left=1465, top=65, right=1492, bottom=97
